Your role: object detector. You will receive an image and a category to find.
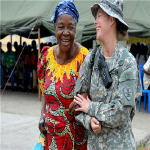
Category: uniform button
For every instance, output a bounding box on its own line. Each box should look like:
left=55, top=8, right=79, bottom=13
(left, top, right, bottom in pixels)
left=99, top=90, right=103, bottom=95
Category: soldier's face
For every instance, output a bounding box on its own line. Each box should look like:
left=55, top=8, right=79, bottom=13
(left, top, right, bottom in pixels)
left=94, top=8, right=113, bottom=41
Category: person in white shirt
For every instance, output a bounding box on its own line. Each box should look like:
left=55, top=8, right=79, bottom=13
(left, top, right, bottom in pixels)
left=143, top=56, right=150, bottom=90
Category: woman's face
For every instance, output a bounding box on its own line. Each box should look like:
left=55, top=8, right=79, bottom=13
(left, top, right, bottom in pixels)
left=55, top=14, right=76, bottom=52
left=94, top=8, right=112, bottom=41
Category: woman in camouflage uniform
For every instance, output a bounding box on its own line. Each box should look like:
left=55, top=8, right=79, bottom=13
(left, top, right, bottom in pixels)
left=72, top=0, right=139, bottom=149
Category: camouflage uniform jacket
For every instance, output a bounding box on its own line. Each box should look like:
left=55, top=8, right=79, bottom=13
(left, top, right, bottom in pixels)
left=74, top=43, right=138, bottom=150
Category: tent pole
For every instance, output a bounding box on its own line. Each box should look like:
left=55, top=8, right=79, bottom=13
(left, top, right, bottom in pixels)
left=20, top=36, right=22, bottom=45
left=10, top=34, right=12, bottom=49
left=38, top=28, right=41, bottom=101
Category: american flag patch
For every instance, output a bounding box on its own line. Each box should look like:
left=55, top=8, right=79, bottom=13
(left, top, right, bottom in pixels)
left=79, top=64, right=83, bottom=78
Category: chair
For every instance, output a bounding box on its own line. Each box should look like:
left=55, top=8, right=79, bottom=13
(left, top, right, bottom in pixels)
left=138, top=65, right=150, bottom=114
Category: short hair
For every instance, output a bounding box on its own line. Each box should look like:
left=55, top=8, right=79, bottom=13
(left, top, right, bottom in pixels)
left=116, top=19, right=128, bottom=37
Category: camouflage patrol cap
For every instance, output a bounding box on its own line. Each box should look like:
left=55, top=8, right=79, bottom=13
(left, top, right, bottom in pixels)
left=91, top=0, right=128, bottom=30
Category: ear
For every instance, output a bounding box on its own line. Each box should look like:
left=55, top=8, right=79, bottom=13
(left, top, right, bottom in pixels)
left=54, top=23, right=57, bottom=30
left=54, top=23, right=57, bottom=38
left=109, top=16, right=116, bottom=26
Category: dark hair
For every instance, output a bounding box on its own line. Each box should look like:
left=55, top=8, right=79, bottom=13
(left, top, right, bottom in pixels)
left=137, top=44, right=148, bottom=62
left=130, top=44, right=137, bottom=58
left=116, top=19, right=128, bottom=37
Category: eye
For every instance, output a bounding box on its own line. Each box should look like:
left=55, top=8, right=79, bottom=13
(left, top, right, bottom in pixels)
left=68, top=26, right=75, bottom=31
left=97, top=14, right=101, bottom=18
left=57, top=25, right=64, bottom=30
left=96, top=13, right=102, bottom=19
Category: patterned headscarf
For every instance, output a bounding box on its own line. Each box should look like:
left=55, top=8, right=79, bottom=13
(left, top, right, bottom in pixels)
left=51, top=0, right=79, bottom=24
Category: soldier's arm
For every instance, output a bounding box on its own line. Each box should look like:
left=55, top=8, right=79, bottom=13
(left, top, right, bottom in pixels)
left=87, top=65, right=138, bottom=128
left=75, top=112, right=93, bottom=131
left=69, top=53, right=90, bottom=115
left=74, top=51, right=92, bottom=95
left=74, top=52, right=93, bottom=130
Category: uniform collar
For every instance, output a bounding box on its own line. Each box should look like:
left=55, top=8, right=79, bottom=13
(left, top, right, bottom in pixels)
left=99, top=42, right=124, bottom=72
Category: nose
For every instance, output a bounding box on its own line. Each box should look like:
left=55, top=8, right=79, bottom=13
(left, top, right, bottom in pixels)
left=94, top=18, right=97, bottom=26
left=63, top=28, right=69, bottom=35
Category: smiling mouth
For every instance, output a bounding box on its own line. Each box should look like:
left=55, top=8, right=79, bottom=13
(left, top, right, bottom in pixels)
left=62, top=39, right=70, bottom=42
left=96, top=27, right=101, bottom=30
left=61, top=39, right=70, bottom=46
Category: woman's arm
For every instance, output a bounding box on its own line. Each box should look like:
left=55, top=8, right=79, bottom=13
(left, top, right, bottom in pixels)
left=37, top=46, right=49, bottom=134
left=39, top=95, right=47, bottom=134
left=143, top=67, right=150, bottom=75
left=40, top=95, right=46, bottom=121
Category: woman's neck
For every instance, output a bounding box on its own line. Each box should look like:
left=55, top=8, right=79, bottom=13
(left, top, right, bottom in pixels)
left=102, top=30, right=117, bottom=57
left=54, top=43, right=76, bottom=65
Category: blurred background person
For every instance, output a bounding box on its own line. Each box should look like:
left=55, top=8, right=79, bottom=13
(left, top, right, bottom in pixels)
left=3, top=42, right=15, bottom=90
left=143, top=56, right=150, bottom=90
left=0, top=42, right=5, bottom=89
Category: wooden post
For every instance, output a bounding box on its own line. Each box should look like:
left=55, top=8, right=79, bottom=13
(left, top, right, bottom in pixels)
left=38, top=28, right=41, bottom=101
left=20, top=36, right=22, bottom=45
left=10, top=34, right=12, bottom=50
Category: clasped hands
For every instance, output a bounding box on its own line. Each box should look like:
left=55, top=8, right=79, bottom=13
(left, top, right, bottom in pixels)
left=69, top=93, right=101, bottom=134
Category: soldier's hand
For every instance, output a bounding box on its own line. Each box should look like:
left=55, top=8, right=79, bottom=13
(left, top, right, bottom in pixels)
left=74, top=94, right=91, bottom=113
left=91, top=117, right=101, bottom=134
left=39, top=122, right=47, bottom=134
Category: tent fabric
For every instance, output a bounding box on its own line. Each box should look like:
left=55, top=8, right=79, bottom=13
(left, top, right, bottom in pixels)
left=128, top=36, right=150, bottom=44
left=0, top=1, right=56, bottom=39
left=124, top=0, right=150, bottom=38
left=0, top=0, right=150, bottom=42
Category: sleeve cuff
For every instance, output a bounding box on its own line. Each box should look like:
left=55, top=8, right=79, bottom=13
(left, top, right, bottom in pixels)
left=75, top=113, right=92, bottom=131
left=88, top=101, right=98, bottom=117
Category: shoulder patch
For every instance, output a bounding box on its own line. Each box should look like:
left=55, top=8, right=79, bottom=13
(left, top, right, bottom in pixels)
left=79, top=64, right=83, bottom=78
left=123, top=87, right=133, bottom=101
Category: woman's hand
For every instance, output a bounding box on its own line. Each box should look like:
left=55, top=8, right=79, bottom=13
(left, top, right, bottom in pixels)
left=91, top=117, right=102, bottom=134
left=39, top=121, right=47, bottom=134
left=74, top=94, right=91, bottom=113
left=69, top=101, right=80, bottom=115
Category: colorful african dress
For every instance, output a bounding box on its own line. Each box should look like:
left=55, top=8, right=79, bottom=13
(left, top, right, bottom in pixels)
left=37, top=46, right=88, bottom=150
